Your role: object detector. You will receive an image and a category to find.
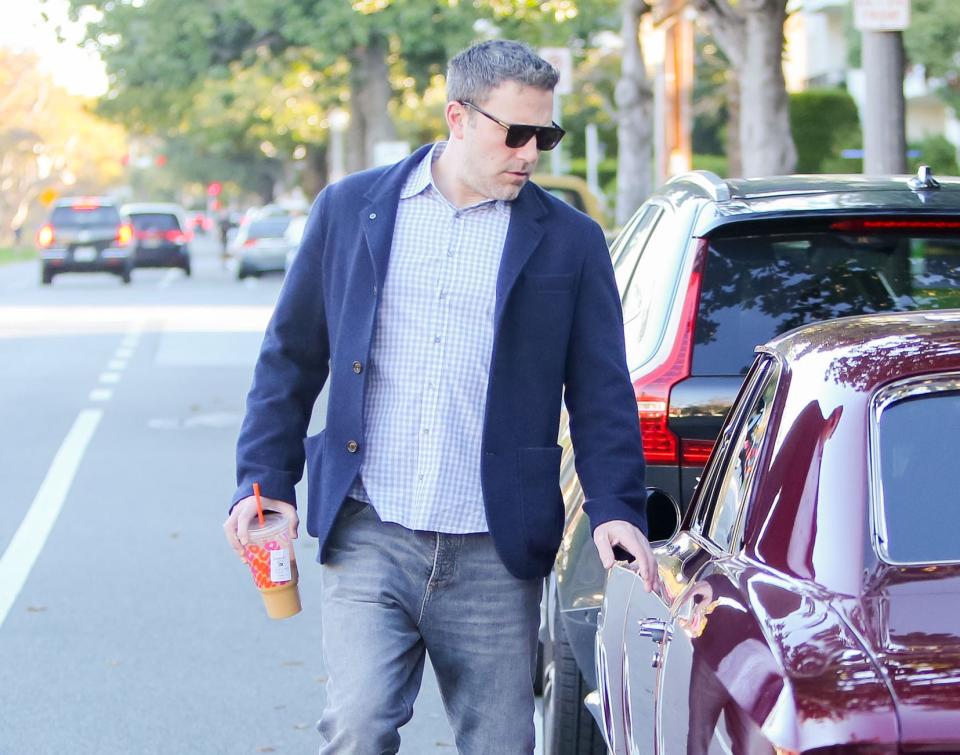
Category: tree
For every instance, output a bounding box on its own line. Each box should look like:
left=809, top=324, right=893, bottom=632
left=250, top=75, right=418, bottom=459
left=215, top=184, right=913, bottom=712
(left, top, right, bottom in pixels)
left=688, top=0, right=797, bottom=176
left=0, top=49, right=126, bottom=244
left=614, top=0, right=654, bottom=225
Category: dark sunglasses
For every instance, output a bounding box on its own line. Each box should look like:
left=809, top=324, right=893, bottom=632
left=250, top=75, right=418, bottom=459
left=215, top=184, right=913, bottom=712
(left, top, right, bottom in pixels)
left=459, top=100, right=565, bottom=152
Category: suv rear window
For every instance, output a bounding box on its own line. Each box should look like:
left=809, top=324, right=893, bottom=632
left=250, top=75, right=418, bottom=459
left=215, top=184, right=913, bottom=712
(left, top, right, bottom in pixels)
left=247, top=218, right=291, bottom=239
left=129, top=213, right=181, bottom=231
left=878, top=390, right=960, bottom=563
left=694, top=230, right=960, bottom=374
left=51, top=206, right=121, bottom=227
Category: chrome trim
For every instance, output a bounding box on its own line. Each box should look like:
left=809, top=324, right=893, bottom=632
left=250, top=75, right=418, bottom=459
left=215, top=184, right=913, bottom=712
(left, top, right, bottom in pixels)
left=868, top=372, right=960, bottom=566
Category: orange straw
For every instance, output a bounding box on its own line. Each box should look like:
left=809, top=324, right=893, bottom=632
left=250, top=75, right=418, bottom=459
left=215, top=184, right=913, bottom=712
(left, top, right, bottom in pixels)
left=252, top=482, right=265, bottom=526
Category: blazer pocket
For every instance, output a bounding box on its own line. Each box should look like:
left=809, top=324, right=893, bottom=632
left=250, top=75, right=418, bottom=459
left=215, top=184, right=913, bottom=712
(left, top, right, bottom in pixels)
left=524, top=273, right=575, bottom=293
left=518, top=446, right=565, bottom=556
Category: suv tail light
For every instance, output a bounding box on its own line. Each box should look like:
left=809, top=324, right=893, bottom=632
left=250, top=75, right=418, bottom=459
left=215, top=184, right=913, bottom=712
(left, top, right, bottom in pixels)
left=37, top=224, right=55, bottom=248
left=116, top=223, right=134, bottom=246
left=634, top=239, right=707, bottom=465
left=163, top=229, right=188, bottom=243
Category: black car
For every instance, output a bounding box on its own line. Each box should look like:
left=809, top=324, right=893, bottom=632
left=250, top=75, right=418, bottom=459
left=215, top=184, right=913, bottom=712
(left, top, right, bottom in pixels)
left=122, top=203, right=192, bottom=275
left=543, top=166, right=960, bottom=755
left=37, top=197, right=135, bottom=284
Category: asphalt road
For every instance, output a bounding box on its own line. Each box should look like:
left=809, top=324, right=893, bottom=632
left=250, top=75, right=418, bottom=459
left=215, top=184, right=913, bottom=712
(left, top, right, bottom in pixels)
left=0, top=237, right=542, bottom=754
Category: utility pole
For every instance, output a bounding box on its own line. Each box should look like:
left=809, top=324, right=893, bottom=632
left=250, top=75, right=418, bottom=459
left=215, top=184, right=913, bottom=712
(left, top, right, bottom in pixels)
left=856, top=0, right=910, bottom=175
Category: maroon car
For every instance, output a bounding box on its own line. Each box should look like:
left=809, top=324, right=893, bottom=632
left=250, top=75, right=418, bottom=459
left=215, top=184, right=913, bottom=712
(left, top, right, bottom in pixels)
left=594, top=309, right=960, bottom=754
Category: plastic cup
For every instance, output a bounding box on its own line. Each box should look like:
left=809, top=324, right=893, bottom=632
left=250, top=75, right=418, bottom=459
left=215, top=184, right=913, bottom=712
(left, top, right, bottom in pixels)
left=243, top=512, right=301, bottom=619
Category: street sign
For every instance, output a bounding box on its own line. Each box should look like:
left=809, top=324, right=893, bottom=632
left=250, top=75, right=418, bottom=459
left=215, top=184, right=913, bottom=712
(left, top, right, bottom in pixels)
left=39, top=188, right=59, bottom=207
left=854, top=0, right=910, bottom=31
left=540, top=47, right=573, bottom=96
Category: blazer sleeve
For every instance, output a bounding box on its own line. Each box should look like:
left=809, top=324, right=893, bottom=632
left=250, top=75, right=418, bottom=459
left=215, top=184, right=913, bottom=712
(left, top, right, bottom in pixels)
left=231, top=193, right=331, bottom=510
left=563, top=223, right=648, bottom=534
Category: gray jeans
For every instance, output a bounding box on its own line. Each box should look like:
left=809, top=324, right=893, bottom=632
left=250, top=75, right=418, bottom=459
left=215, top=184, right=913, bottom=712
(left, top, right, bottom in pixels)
left=317, top=500, right=542, bottom=755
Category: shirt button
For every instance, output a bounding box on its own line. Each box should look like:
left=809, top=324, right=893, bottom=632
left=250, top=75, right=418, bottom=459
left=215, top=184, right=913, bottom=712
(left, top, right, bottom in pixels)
left=352, top=361, right=363, bottom=374
left=346, top=440, right=359, bottom=453
left=434, top=336, right=441, bottom=344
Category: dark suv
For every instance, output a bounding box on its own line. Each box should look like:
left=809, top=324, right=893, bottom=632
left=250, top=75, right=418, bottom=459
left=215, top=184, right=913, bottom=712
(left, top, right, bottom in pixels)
left=37, top=197, right=134, bottom=284
left=543, top=167, right=960, bottom=755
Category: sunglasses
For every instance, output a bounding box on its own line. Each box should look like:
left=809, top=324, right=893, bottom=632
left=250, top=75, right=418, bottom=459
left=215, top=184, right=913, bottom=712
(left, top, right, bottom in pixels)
left=459, top=100, right=566, bottom=152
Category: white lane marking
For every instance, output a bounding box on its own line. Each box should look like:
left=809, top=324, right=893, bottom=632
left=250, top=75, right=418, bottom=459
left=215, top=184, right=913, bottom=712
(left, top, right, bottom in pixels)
left=99, top=372, right=121, bottom=384
left=158, top=269, right=178, bottom=289
left=115, top=348, right=134, bottom=359
left=107, top=359, right=127, bottom=371
left=89, top=388, right=113, bottom=402
left=0, top=409, right=103, bottom=628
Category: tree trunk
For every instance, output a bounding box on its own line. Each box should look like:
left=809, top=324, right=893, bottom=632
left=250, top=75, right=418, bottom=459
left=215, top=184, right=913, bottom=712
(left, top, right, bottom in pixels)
left=347, top=32, right=397, bottom=172
left=615, top=0, right=654, bottom=227
left=691, top=0, right=796, bottom=176
left=725, top=72, right=741, bottom=177
left=862, top=31, right=907, bottom=175
left=738, top=1, right=796, bottom=175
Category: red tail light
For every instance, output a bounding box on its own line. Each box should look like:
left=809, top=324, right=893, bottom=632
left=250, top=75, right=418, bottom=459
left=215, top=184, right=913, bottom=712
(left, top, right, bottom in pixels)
left=634, top=240, right=706, bottom=465
left=162, top=229, right=187, bottom=243
left=830, top=218, right=960, bottom=232
left=243, top=238, right=257, bottom=247
left=116, top=223, right=134, bottom=246
left=37, top=224, right=55, bottom=248
left=680, top=439, right=715, bottom=466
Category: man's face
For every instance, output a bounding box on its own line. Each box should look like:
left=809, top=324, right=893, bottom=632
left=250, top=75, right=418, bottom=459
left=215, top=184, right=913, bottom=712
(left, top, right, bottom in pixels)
left=456, top=81, right=554, bottom=203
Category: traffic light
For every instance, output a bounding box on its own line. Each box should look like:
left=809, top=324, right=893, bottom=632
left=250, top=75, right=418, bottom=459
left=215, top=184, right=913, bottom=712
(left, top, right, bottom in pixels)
left=207, top=181, right=222, bottom=197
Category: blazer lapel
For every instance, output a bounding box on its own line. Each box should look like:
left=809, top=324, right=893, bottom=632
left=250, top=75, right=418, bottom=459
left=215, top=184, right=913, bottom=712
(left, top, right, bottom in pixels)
left=360, top=144, right=433, bottom=293
left=494, top=183, right=547, bottom=329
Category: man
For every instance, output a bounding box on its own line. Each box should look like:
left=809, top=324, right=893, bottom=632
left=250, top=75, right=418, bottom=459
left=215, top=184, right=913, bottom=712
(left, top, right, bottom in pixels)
left=224, top=40, right=657, bottom=754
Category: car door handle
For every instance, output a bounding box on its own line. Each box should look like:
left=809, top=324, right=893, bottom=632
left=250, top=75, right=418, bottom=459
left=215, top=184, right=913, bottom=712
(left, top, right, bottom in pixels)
left=637, top=618, right=672, bottom=643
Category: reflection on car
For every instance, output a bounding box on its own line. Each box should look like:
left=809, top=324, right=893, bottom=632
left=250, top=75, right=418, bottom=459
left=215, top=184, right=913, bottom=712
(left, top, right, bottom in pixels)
left=542, top=166, right=960, bottom=754
left=595, top=309, right=960, bottom=753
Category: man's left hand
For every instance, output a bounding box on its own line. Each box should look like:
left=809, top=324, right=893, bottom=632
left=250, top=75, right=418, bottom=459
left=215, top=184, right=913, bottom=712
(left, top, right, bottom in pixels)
left=593, top=520, right=660, bottom=592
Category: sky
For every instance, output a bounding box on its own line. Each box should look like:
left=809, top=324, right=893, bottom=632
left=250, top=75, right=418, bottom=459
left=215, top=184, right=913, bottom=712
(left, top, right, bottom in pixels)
left=0, top=0, right=108, bottom=97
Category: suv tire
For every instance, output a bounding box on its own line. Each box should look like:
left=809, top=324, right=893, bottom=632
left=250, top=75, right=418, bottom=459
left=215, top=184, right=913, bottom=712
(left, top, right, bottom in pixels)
left=120, top=267, right=132, bottom=285
left=41, top=268, right=53, bottom=285
left=542, top=602, right=606, bottom=755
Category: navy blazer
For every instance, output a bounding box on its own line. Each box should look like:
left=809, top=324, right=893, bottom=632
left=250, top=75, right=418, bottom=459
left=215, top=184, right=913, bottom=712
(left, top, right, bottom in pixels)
left=233, top=144, right=647, bottom=580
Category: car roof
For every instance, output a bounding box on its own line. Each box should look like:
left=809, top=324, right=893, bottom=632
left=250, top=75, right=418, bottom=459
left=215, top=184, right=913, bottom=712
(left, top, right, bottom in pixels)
left=659, top=168, right=960, bottom=233
left=760, top=309, right=960, bottom=396
left=52, top=196, right=118, bottom=208
left=121, top=202, right=187, bottom=216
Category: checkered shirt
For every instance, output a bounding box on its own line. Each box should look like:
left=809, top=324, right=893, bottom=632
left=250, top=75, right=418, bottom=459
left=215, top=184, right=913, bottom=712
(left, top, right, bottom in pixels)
left=348, top=143, right=511, bottom=533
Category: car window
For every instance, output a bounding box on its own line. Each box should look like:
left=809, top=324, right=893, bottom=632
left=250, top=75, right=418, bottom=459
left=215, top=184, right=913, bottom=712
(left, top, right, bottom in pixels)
left=693, top=231, right=960, bottom=375
left=877, top=388, right=960, bottom=563
left=247, top=218, right=291, bottom=239
left=621, top=206, right=686, bottom=370
left=129, top=213, right=181, bottom=231
left=693, top=356, right=779, bottom=550
left=612, top=205, right=661, bottom=294
left=51, top=206, right=120, bottom=227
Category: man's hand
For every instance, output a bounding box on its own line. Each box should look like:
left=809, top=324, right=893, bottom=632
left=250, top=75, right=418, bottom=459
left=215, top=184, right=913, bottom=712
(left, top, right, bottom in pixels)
left=593, top=520, right=660, bottom=592
left=223, top=495, right=298, bottom=563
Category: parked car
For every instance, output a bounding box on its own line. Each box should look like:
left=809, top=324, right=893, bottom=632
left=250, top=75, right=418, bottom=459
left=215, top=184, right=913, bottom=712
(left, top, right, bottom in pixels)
left=36, top=197, right=134, bottom=284
left=534, top=173, right=609, bottom=230
left=121, top=202, right=192, bottom=275
left=231, top=215, right=293, bottom=279
left=594, top=309, right=960, bottom=753
left=544, top=166, right=960, bottom=754
left=282, top=215, right=308, bottom=273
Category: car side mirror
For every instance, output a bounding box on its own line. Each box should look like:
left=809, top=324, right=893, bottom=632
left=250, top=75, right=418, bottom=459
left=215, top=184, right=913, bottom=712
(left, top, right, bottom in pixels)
left=646, top=487, right=681, bottom=543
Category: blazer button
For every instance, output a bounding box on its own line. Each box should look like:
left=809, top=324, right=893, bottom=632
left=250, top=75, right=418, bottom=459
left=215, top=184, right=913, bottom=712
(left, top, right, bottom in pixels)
left=346, top=440, right=359, bottom=453
left=352, top=360, right=363, bottom=374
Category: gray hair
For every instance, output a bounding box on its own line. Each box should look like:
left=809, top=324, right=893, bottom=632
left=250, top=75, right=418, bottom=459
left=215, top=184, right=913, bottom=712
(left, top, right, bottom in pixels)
left=447, top=40, right=559, bottom=105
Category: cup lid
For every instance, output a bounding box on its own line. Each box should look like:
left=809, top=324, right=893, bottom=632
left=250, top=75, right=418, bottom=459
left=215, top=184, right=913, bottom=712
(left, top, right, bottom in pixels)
left=246, top=512, right=289, bottom=542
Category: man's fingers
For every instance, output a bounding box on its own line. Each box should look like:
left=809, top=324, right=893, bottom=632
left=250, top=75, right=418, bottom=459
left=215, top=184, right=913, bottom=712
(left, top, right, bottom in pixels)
left=594, top=533, right=615, bottom=569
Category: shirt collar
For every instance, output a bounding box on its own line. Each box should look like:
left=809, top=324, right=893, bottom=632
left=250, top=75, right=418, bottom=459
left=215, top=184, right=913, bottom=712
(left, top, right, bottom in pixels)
left=399, top=142, right=511, bottom=217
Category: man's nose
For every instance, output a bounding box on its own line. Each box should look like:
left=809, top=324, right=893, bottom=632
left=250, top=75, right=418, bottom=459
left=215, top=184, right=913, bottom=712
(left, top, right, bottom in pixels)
left=516, top=135, right=540, bottom=164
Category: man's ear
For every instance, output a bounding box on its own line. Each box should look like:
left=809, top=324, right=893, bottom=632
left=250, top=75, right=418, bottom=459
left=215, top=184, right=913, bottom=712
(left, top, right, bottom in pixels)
left=446, top=100, right=469, bottom=141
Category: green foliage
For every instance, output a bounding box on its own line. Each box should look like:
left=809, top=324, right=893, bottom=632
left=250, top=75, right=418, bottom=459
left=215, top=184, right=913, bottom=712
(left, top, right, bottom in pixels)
left=789, top=89, right=862, bottom=173
left=909, top=134, right=960, bottom=175
left=692, top=153, right=728, bottom=177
